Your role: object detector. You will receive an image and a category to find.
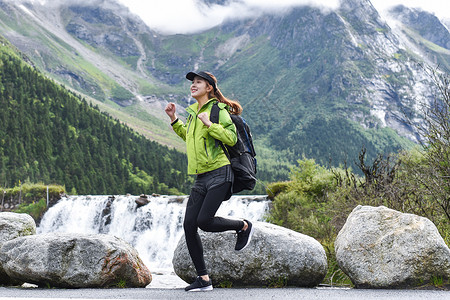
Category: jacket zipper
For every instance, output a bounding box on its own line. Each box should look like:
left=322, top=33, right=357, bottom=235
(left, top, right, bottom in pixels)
left=186, top=114, right=193, bottom=134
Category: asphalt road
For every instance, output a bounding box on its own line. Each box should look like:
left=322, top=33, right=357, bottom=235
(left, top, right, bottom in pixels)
left=1, top=286, right=449, bottom=300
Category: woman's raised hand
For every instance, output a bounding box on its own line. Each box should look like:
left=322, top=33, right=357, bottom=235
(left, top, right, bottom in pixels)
left=198, top=112, right=212, bottom=128
left=165, top=102, right=177, bottom=122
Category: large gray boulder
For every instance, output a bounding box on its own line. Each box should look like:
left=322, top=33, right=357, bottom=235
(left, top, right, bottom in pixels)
left=173, top=221, right=327, bottom=287
left=0, top=233, right=151, bottom=288
left=0, top=212, right=36, bottom=285
left=335, top=205, right=450, bottom=288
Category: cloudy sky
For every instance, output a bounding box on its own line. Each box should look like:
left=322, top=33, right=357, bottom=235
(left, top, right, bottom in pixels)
left=116, top=0, right=450, bottom=34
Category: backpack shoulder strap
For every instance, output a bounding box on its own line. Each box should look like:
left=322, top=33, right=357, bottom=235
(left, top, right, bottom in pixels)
left=209, top=101, right=229, bottom=157
left=210, top=101, right=220, bottom=149
left=210, top=101, right=220, bottom=124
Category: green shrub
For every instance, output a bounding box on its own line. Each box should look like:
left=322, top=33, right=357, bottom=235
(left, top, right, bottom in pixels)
left=266, top=181, right=290, bottom=199
left=265, top=158, right=352, bottom=286
left=14, top=198, right=47, bottom=221
left=4, top=183, right=64, bottom=205
left=321, top=240, right=353, bottom=287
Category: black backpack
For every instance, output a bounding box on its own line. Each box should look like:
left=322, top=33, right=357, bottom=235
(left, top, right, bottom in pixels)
left=210, top=101, right=257, bottom=193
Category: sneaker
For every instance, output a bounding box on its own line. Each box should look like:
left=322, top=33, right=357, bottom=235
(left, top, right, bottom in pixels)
left=185, top=276, right=213, bottom=292
left=235, top=219, right=254, bottom=251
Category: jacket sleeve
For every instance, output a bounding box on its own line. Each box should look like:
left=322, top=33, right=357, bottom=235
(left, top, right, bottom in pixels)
left=172, top=119, right=187, bottom=142
left=207, top=108, right=237, bottom=147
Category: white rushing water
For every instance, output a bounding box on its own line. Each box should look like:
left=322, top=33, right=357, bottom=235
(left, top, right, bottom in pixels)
left=38, top=195, right=270, bottom=275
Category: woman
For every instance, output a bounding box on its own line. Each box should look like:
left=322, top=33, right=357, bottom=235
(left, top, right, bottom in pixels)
left=165, top=71, right=254, bottom=292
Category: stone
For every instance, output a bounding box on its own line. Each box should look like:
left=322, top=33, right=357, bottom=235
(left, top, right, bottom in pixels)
left=173, top=221, right=327, bottom=287
left=0, top=233, right=151, bottom=288
left=335, top=205, right=450, bottom=288
left=0, top=212, right=36, bottom=285
left=0, top=212, right=36, bottom=244
left=135, top=194, right=149, bottom=207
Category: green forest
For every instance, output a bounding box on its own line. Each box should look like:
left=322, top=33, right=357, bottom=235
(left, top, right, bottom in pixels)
left=0, top=39, right=189, bottom=195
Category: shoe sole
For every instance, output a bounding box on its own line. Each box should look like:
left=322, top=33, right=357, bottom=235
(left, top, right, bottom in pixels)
left=187, top=285, right=213, bottom=292
left=235, top=224, right=254, bottom=252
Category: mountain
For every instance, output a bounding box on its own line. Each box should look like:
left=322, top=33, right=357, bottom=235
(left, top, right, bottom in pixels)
left=386, top=5, right=450, bottom=70
left=0, top=0, right=449, bottom=183
left=0, top=36, right=188, bottom=194
left=388, top=5, right=450, bottom=50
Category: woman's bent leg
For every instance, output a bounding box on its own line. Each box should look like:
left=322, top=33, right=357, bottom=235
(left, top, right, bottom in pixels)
left=197, top=182, right=244, bottom=232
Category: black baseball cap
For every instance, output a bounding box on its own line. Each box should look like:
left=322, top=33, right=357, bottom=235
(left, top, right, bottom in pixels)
left=186, top=71, right=217, bottom=92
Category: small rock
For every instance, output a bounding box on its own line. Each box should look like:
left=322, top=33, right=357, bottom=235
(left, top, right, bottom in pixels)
left=135, top=194, right=149, bottom=207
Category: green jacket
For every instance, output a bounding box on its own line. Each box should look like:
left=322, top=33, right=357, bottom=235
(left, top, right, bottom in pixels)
left=172, top=98, right=237, bottom=175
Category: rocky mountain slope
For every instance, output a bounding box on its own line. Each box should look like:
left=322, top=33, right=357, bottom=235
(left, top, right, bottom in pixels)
left=0, top=0, right=449, bottom=182
left=389, top=5, right=450, bottom=51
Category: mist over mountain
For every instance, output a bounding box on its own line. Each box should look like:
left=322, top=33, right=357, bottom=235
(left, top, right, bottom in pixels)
left=388, top=5, right=450, bottom=50
left=0, top=0, right=449, bottom=183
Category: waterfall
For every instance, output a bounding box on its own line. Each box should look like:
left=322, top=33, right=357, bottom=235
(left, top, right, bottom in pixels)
left=38, top=195, right=269, bottom=274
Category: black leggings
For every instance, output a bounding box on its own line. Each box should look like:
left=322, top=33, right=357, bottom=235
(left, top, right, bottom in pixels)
left=184, top=181, right=244, bottom=276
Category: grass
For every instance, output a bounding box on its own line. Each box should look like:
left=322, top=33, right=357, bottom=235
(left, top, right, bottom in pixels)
left=115, top=279, right=127, bottom=288
left=268, top=276, right=288, bottom=288
left=217, top=280, right=233, bottom=288
left=431, top=276, right=444, bottom=287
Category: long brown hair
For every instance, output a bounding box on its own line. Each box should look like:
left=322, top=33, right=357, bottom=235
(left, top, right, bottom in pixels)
left=205, top=72, right=242, bottom=115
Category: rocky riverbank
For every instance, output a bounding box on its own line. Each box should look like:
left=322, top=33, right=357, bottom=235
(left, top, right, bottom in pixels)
left=1, top=204, right=450, bottom=289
